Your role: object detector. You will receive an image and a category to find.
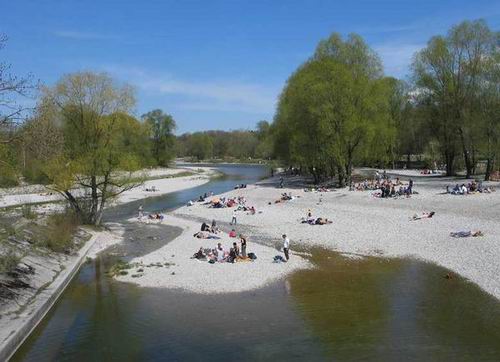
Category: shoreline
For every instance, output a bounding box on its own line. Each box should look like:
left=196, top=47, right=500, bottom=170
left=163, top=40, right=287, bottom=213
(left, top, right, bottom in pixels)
left=0, top=166, right=217, bottom=210
left=159, top=176, right=500, bottom=300
left=0, top=166, right=217, bottom=360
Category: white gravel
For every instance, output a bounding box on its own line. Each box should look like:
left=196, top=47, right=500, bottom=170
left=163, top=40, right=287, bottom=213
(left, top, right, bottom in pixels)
left=116, top=216, right=312, bottom=294
left=164, top=176, right=500, bottom=299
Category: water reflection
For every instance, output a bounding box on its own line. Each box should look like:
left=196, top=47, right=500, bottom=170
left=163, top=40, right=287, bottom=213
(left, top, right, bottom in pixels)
left=11, top=165, right=500, bottom=361
left=288, top=250, right=500, bottom=360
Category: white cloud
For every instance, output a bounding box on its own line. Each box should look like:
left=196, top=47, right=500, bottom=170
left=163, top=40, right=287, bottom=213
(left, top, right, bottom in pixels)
left=375, top=43, right=424, bottom=78
left=102, top=65, right=279, bottom=114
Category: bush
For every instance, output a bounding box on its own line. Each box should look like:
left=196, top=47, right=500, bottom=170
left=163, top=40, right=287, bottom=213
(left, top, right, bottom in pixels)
left=22, top=165, right=51, bottom=185
left=38, top=211, right=80, bottom=253
left=0, top=171, right=19, bottom=188
left=0, top=249, right=20, bottom=274
left=21, top=205, right=37, bottom=220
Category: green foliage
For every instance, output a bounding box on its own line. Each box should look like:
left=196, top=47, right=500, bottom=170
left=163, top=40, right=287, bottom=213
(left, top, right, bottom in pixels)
left=142, top=109, right=176, bottom=166
left=0, top=143, right=19, bottom=187
left=41, top=72, right=144, bottom=225
left=186, top=132, right=214, bottom=160
left=274, top=33, right=391, bottom=185
left=412, top=19, right=499, bottom=176
left=0, top=248, right=20, bottom=274
left=37, top=211, right=80, bottom=253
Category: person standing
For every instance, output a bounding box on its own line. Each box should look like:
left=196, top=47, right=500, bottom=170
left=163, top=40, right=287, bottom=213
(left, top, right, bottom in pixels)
left=138, top=205, right=144, bottom=220
left=231, top=210, right=237, bottom=225
left=408, top=179, right=414, bottom=194
left=240, top=235, right=247, bottom=257
left=282, top=234, right=290, bottom=261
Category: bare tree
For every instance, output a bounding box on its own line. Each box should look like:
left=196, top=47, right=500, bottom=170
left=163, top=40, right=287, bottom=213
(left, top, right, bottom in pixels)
left=0, top=34, right=36, bottom=142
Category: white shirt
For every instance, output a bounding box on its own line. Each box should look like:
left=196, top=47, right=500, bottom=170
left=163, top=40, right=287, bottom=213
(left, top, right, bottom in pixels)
left=232, top=211, right=237, bottom=218
left=283, top=237, right=290, bottom=249
left=217, top=248, right=224, bottom=261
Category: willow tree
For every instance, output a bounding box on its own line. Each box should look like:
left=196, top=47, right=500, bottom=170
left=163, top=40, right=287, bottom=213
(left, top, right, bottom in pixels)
left=274, top=33, right=391, bottom=186
left=43, top=72, right=144, bottom=225
left=412, top=20, right=499, bottom=177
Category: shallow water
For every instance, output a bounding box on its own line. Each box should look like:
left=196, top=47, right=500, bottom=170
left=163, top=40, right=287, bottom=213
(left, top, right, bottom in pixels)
left=11, top=165, right=500, bottom=361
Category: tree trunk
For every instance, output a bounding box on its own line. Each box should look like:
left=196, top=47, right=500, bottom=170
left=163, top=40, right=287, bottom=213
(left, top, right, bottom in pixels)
left=406, top=153, right=411, bottom=169
left=445, top=151, right=455, bottom=176
left=336, top=165, right=346, bottom=188
left=485, top=158, right=494, bottom=181
left=458, top=128, right=473, bottom=178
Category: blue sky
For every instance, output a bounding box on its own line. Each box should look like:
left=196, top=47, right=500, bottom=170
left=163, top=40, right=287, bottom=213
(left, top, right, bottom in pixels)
left=2, top=0, right=499, bottom=134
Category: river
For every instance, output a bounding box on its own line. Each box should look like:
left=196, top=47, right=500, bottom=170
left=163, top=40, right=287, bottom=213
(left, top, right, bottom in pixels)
left=12, top=164, right=500, bottom=361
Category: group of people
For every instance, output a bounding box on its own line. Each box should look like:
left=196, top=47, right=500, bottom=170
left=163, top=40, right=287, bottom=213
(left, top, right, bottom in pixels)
left=301, top=211, right=332, bottom=225
left=353, top=176, right=414, bottom=198
left=192, top=234, right=250, bottom=264
left=446, top=181, right=493, bottom=195
left=137, top=205, right=165, bottom=222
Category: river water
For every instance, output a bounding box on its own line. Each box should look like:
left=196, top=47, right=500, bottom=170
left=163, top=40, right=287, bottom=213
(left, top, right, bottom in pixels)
left=12, top=165, right=500, bottom=361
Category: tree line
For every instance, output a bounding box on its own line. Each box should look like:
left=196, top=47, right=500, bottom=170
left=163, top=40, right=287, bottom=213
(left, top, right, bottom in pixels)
left=175, top=120, right=273, bottom=161
left=272, top=19, right=499, bottom=185
left=0, top=19, right=498, bottom=224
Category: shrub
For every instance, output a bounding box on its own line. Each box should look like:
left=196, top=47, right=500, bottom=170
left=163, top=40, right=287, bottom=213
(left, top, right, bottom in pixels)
left=0, top=249, right=20, bottom=274
left=0, top=171, right=19, bottom=188
left=21, top=205, right=37, bottom=220
left=38, top=211, right=80, bottom=253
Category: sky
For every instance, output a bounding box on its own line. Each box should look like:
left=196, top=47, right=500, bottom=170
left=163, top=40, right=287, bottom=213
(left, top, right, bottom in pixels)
left=2, top=0, right=499, bottom=134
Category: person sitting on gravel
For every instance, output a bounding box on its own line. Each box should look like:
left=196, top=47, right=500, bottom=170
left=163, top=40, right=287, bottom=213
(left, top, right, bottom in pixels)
left=410, top=211, right=435, bottom=221
left=201, top=222, right=210, bottom=231
left=192, top=247, right=206, bottom=260
left=450, top=230, right=484, bottom=238
left=216, top=243, right=226, bottom=262
left=232, top=242, right=240, bottom=256
left=229, top=229, right=237, bottom=238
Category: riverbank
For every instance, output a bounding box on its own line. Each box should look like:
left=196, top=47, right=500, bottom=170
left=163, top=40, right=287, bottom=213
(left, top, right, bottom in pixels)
left=157, top=175, right=500, bottom=300
left=0, top=166, right=217, bottom=360
left=0, top=166, right=216, bottom=209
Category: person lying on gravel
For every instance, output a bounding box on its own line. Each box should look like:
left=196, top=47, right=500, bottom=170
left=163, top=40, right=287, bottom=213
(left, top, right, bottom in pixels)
left=450, top=230, right=484, bottom=238
left=410, top=211, right=435, bottom=221
left=193, top=231, right=220, bottom=239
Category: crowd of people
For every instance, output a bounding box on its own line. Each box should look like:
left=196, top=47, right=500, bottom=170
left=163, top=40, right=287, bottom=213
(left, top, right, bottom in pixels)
left=353, top=173, right=415, bottom=198
left=446, top=181, right=494, bottom=195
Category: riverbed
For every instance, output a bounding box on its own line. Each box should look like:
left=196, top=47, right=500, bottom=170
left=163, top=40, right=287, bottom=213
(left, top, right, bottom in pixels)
left=11, top=165, right=500, bottom=361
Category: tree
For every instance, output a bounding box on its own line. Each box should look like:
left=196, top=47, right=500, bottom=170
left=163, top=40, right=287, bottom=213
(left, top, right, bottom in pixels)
left=187, top=132, right=213, bottom=161
left=141, top=109, right=176, bottom=166
left=0, top=34, right=36, bottom=185
left=274, top=33, right=391, bottom=186
left=412, top=20, right=499, bottom=177
left=478, top=51, right=500, bottom=180
left=42, top=72, right=143, bottom=225
left=0, top=34, right=35, bottom=138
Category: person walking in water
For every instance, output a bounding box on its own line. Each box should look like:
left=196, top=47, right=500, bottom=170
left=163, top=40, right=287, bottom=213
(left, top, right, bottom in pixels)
left=138, top=205, right=144, bottom=220
left=231, top=210, right=237, bottom=225
left=282, top=234, right=290, bottom=261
